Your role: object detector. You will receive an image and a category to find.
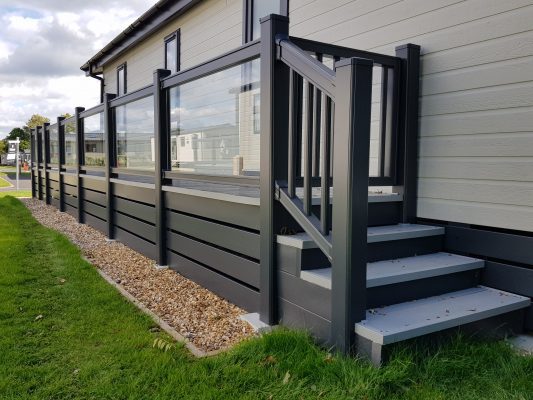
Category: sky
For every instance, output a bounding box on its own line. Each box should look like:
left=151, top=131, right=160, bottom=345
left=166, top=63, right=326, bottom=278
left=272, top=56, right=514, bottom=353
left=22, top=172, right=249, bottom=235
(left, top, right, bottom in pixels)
left=0, top=0, right=158, bottom=138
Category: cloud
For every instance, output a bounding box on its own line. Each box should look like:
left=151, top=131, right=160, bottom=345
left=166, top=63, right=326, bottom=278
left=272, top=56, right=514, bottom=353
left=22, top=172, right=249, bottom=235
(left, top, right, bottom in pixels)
left=0, top=0, right=157, bottom=138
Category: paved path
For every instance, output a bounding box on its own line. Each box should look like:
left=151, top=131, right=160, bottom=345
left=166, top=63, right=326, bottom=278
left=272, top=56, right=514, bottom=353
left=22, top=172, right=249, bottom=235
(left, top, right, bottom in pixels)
left=0, top=169, right=31, bottom=191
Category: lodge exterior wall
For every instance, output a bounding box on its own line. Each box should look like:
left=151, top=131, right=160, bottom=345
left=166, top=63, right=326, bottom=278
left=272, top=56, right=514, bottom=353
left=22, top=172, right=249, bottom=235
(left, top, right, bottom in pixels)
left=289, top=0, right=533, bottom=233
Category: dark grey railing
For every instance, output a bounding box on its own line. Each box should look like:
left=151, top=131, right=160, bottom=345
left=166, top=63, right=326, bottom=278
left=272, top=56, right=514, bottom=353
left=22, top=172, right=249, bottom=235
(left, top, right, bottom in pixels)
left=31, top=13, right=419, bottom=356
left=259, top=15, right=420, bottom=353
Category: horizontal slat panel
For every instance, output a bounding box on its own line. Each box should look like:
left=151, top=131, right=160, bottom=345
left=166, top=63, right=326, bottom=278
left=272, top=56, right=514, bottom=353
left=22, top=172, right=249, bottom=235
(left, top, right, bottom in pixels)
left=63, top=184, right=77, bottom=196
left=445, top=226, right=533, bottom=266
left=84, top=213, right=107, bottom=233
left=84, top=201, right=107, bottom=221
left=50, top=198, right=60, bottom=209
left=168, top=211, right=260, bottom=259
left=65, top=204, right=77, bottom=218
left=64, top=195, right=78, bottom=208
left=114, top=212, right=156, bottom=243
left=113, top=181, right=155, bottom=205
left=62, top=174, right=77, bottom=185
left=114, top=197, right=155, bottom=224
left=164, top=191, right=259, bottom=230
left=115, top=227, right=157, bottom=260
left=81, top=176, right=106, bottom=192
left=167, top=252, right=259, bottom=312
left=84, top=189, right=106, bottom=207
left=167, top=232, right=259, bottom=287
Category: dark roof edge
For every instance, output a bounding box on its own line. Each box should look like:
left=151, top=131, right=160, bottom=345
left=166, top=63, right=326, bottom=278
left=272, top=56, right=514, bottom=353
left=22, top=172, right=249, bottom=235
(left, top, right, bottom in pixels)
left=80, top=0, right=200, bottom=73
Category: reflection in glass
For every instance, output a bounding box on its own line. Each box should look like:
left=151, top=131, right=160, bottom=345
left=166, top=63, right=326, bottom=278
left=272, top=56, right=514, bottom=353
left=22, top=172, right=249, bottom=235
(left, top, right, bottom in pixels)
left=115, top=96, right=155, bottom=170
left=83, top=113, right=105, bottom=166
left=64, top=121, right=77, bottom=166
left=252, top=0, right=279, bottom=40
left=169, top=59, right=260, bottom=176
left=49, top=125, right=59, bottom=165
left=40, top=128, right=46, bottom=164
left=165, top=35, right=178, bottom=73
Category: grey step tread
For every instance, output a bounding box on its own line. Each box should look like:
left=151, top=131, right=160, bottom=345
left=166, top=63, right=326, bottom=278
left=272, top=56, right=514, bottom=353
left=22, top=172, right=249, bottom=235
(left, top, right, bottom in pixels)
left=300, top=252, right=485, bottom=289
left=355, top=286, right=531, bottom=345
left=277, top=223, right=444, bottom=249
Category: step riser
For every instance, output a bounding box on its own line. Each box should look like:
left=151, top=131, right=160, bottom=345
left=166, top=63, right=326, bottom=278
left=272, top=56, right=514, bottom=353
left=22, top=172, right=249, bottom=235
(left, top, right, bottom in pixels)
left=367, top=270, right=481, bottom=309
left=356, top=309, right=526, bottom=366
left=312, top=201, right=401, bottom=227
left=278, top=235, right=444, bottom=274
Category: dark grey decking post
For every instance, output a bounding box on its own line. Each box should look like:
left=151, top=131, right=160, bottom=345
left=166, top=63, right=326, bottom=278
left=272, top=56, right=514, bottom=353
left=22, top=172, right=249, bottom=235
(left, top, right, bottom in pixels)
left=75, top=107, right=85, bottom=223
left=43, top=122, right=51, bottom=204
left=259, top=14, right=290, bottom=325
left=330, top=58, right=373, bottom=354
left=153, top=69, right=171, bottom=268
left=30, top=128, right=36, bottom=198
left=103, top=93, right=116, bottom=240
left=37, top=126, right=43, bottom=201
left=395, top=44, right=420, bottom=223
left=57, top=116, right=66, bottom=212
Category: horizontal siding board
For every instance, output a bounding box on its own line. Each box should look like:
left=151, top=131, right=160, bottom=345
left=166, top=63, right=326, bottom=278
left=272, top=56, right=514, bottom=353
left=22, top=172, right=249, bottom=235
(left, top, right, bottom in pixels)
left=114, top=197, right=155, bottom=224
left=164, top=191, right=259, bottom=230
left=167, top=252, right=259, bottom=312
left=291, top=0, right=533, bottom=231
left=420, top=82, right=533, bottom=117
left=419, top=132, right=533, bottom=157
left=114, top=212, right=156, bottom=242
left=418, top=158, right=533, bottom=181
left=418, top=198, right=533, bottom=232
left=168, top=211, right=260, bottom=259
left=167, top=232, right=259, bottom=287
left=418, top=179, right=533, bottom=208
left=115, top=227, right=157, bottom=260
left=419, top=107, right=533, bottom=137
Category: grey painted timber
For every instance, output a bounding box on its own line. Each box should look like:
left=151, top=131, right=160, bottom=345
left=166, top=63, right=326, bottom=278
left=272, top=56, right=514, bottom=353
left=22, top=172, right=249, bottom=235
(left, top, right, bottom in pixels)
left=355, top=286, right=530, bottom=345
left=300, top=252, right=485, bottom=289
left=277, top=223, right=444, bottom=249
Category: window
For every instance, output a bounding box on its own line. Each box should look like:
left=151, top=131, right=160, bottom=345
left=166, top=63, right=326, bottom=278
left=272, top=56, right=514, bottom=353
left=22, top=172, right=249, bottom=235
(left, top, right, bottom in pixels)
left=165, top=30, right=180, bottom=73
left=117, top=63, right=127, bottom=96
left=244, top=0, right=284, bottom=42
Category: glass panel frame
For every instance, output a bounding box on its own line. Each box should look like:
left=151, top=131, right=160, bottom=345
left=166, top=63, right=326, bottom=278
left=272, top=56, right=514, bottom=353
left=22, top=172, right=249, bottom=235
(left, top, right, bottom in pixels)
left=82, top=112, right=105, bottom=167
left=115, top=95, right=155, bottom=171
left=168, top=58, right=260, bottom=176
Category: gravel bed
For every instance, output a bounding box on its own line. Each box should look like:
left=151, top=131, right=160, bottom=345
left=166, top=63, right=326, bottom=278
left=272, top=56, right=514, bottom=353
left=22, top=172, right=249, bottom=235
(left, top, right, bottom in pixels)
left=22, top=198, right=255, bottom=352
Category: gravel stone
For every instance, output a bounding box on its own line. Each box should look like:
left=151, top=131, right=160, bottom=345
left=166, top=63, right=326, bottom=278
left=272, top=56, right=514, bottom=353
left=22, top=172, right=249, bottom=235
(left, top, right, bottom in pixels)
left=22, top=198, right=256, bottom=352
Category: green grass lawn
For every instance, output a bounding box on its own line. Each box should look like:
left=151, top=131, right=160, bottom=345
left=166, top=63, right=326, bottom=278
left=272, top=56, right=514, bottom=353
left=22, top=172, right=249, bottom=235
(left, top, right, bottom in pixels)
left=0, top=176, right=11, bottom=187
left=0, top=197, right=531, bottom=400
left=0, top=190, right=32, bottom=198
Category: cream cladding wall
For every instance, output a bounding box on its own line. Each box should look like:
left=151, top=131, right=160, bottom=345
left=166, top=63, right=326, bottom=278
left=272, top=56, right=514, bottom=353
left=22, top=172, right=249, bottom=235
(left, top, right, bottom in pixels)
left=103, top=0, right=242, bottom=93
left=290, top=0, right=533, bottom=232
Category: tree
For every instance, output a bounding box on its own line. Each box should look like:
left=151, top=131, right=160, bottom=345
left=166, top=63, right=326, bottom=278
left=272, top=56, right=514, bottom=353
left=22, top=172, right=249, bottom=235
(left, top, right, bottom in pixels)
left=4, top=127, right=30, bottom=151
left=0, top=140, right=6, bottom=155
left=25, top=114, right=50, bottom=130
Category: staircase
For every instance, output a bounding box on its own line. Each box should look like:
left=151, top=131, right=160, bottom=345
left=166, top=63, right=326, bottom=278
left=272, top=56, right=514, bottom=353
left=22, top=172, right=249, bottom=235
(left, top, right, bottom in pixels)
left=277, top=192, right=531, bottom=365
